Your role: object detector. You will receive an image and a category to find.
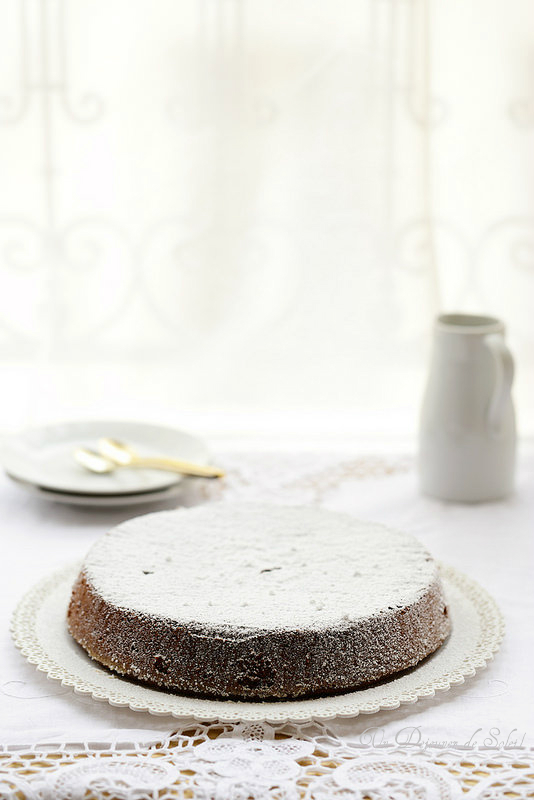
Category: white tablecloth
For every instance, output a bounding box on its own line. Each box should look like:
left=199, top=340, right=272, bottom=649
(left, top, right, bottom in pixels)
left=1, top=442, right=533, bottom=749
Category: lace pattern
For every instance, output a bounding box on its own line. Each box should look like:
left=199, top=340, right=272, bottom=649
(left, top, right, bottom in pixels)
left=200, top=452, right=414, bottom=506
left=0, top=722, right=532, bottom=799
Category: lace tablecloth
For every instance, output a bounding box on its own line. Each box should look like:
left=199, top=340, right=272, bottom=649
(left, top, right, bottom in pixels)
left=1, top=445, right=533, bottom=797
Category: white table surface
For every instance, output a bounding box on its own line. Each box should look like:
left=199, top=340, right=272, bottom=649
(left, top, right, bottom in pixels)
left=0, top=439, right=533, bottom=749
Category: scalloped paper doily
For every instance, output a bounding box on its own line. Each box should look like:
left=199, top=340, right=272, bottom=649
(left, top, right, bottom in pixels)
left=11, top=562, right=504, bottom=723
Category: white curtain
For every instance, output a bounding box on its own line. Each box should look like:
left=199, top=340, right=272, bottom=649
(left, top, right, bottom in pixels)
left=0, top=0, right=532, bottom=436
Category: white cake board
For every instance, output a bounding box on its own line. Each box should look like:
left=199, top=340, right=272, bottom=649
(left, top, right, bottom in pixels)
left=10, top=563, right=504, bottom=724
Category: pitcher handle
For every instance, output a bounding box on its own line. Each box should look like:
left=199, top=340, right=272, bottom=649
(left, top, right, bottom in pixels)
left=484, top=334, right=514, bottom=435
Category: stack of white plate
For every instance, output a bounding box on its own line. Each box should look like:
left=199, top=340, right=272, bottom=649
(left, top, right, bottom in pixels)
left=0, top=421, right=211, bottom=507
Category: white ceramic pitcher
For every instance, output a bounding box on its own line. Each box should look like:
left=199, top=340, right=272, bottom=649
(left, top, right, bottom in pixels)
left=419, top=313, right=516, bottom=502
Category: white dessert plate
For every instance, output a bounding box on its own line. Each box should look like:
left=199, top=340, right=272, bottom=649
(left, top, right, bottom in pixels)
left=11, top=563, right=504, bottom=724
left=1, top=421, right=210, bottom=496
left=5, top=473, right=184, bottom=508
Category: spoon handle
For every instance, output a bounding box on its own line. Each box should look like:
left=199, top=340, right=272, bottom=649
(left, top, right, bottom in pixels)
left=130, top=456, right=224, bottom=479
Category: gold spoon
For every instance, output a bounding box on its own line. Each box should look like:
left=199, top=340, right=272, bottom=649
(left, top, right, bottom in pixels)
left=74, top=439, right=224, bottom=479
left=74, top=448, right=115, bottom=474
left=99, top=437, right=225, bottom=479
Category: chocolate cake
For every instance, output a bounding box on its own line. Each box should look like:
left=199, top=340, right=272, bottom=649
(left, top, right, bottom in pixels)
left=67, top=503, right=450, bottom=700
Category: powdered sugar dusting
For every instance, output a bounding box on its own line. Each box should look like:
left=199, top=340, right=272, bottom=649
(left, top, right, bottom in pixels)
left=83, top=503, right=438, bottom=631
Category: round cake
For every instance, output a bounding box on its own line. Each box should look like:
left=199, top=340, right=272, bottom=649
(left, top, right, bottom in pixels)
left=67, top=503, right=451, bottom=700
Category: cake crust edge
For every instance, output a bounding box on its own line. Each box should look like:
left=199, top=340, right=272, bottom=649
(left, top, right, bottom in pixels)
left=67, top=570, right=451, bottom=700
